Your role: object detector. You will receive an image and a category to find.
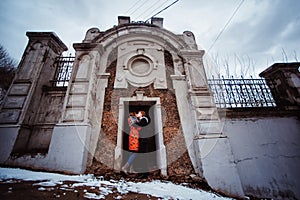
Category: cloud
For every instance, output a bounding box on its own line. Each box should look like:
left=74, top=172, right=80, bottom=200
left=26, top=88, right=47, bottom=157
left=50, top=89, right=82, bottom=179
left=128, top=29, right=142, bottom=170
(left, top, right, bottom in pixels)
left=0, top=0, right=299, bottom=76
left=252, top=0, right=300, bottom=51
left=201, top=0, right=300, bottom=74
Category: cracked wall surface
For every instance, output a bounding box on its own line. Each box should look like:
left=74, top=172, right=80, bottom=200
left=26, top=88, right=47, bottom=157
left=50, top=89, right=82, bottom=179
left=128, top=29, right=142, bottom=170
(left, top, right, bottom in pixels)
left=224, top=116, right=300, bottom=199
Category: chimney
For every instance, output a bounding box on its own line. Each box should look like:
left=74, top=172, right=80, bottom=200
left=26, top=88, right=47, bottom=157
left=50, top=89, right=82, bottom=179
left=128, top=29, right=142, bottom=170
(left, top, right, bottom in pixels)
left=118, top=16, right=131, bottom=25
left=151, top=17, right=163, bottom=28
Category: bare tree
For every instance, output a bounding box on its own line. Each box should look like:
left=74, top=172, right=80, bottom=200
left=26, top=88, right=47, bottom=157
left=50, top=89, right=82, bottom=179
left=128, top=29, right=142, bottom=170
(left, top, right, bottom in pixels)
left=209, top=53, right=257, bottom=79
left=0, top=44, right=17, bottom=89
left=207, top=49, right=299, bottom=80
left=0, top=44, right=17, bottom=105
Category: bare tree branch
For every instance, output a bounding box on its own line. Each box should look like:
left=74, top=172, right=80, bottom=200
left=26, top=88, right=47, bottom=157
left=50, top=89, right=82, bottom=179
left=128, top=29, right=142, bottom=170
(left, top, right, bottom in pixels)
left=281, top=48, right=288, bottom=62
left=293, top=50, right=298, bottom=62
left=0, top=44, right=17, bottom=90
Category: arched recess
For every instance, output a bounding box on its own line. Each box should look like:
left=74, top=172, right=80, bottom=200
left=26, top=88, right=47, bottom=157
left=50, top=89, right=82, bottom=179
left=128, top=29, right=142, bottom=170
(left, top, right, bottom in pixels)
left=88, top=24, right=200, bottom=175
left=93, top=24, right=190, bottom=52
left=93, top=24, right=194, bottom=75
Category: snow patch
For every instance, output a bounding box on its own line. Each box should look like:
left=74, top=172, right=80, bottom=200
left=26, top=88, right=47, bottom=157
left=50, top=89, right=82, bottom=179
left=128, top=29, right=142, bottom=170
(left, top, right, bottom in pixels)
left=0, top=167, right=233, bottom=200
left=127, top=180, right=226, bottom=199
left=84, top=192, right=105, bottom=199
left=0, top=167, right=93, bottom=182
left=33, top=181, right=61, bottom=187
left=38, top=187, right=47, bottom=191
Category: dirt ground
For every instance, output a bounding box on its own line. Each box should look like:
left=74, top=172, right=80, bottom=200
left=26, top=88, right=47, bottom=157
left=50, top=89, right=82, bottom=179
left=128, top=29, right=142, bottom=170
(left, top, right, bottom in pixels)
left=0, top=170, right=231, bottom=200
left=0, top=180, right=159, bottom=200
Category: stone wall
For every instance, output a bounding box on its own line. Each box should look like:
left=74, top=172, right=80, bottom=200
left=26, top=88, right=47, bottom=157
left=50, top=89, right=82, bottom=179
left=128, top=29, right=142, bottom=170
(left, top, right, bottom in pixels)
left=223, top=112, right=300, bottom=199
left=11, top=87, right=67, bottom=156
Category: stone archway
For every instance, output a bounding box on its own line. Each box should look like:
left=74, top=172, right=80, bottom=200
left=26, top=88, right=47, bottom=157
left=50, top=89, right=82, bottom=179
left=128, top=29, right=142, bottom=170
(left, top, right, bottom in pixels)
left=114, top=91, right=167, bottom=176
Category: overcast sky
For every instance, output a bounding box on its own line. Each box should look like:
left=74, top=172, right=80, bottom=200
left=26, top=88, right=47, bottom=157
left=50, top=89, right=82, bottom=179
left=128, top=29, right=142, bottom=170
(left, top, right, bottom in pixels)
left=0, top=0, right=299, bottom=77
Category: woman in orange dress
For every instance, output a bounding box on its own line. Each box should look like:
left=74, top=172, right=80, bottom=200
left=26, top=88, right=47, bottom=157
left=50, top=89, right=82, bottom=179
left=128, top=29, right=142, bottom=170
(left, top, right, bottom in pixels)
left=121, top=111, right=149, bottom=173
left=128, top=112, right=141, bottom=152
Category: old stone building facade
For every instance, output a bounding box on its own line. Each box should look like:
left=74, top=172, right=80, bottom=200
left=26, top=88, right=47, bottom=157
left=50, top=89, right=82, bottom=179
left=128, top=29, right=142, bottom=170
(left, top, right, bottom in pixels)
left=0, top=16, right=217, bottom=178
left=0, top=16, right=299, bottom=199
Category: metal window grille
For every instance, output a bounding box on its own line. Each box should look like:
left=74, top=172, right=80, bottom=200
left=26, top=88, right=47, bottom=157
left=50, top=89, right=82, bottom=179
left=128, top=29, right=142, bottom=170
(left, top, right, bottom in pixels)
left=52, top=56, right=75, bottom=87
left=208, top=76, right=276, bottom=108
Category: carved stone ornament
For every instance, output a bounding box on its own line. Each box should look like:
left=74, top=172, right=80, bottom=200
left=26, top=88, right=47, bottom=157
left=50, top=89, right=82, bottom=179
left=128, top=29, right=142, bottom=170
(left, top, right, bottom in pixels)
left=114, top=44, right=167, bottom=89
left=127, top=55, right=153, bottom=77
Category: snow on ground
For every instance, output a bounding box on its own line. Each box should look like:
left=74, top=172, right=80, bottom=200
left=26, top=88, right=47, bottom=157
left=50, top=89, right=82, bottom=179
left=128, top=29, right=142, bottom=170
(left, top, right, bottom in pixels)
left=0, top=167, right=233, bottom=200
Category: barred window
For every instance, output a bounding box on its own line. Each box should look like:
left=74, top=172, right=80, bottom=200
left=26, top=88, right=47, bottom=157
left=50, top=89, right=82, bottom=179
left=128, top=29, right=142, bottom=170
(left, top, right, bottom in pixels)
left=52, top=56, right=75, bottom=87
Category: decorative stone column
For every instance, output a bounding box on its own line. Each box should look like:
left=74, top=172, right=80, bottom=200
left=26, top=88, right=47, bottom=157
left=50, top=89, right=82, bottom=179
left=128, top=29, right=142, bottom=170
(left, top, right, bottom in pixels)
left=47, top=42, right=103, bottom=173
left=170, top=74, right=200, bottom=174
left=179, top=33, right=244, bottom=197
left=61, top=43, right=99, bottom=123
left=0, top=32, right=67, bottom=163
left=180, top=49, right=221, bottom=135
left=259, top=62, right=300, bottom=109
left=0, top=32, right=67, bottom=125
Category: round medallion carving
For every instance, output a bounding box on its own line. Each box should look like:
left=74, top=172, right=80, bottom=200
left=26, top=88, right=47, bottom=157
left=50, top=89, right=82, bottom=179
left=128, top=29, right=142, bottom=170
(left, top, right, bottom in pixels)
left=128, top=56, right=153, bottom=77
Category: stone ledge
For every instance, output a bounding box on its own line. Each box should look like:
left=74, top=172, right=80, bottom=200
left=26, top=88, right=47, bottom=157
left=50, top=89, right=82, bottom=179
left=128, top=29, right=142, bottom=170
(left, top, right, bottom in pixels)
left=223, top=107, right=300, bottom=119
left=194, top=134, right=227, bottom=140
left=42, top=85, right=67, bottom=93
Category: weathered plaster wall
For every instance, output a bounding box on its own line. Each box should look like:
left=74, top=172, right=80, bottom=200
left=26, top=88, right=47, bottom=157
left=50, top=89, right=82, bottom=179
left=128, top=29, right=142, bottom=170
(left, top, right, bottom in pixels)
left=195, top=135, right=244, bottom=198
left=12, top=89, right=66, bottom=155
left=2, top=124, right=91, bottom=174
left=224, top=116, right=300, bottom=199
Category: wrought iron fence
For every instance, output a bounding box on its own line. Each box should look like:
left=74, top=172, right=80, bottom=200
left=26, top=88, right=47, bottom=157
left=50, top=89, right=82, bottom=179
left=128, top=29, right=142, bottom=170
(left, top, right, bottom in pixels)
left=52, top=56, right=75, bottom=87
left=50, top=56, right=276, bottom=108
left=208, top=76, right=276, bottom=108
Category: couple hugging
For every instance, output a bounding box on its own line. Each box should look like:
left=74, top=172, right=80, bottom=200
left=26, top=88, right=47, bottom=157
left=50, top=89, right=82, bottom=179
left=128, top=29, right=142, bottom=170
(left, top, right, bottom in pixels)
left=128, top=111, right=149, bottom=128
left=121, top=111, right=149, bottom=173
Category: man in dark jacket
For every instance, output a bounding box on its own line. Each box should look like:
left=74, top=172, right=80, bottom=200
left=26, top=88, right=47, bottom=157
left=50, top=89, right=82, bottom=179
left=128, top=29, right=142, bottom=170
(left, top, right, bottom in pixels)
left=136, top=111, right=149, bottom=127
left=135, top=110, right=152, bottom=178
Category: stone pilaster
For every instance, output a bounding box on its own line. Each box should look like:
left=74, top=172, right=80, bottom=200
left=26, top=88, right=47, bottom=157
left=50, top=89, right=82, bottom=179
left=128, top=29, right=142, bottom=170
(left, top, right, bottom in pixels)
left=86, top=72, right=110, bottom=166
left=180, top=49, right=221, bottom=135
left=49, top=43, right=104, bottom=174
left=170, top=74, right=201, bottom=174
left=61, top=43, right=101, bottom=123
left=179, top=47, right=244, bottom=198
left=180, top=49, right=206, bottom=89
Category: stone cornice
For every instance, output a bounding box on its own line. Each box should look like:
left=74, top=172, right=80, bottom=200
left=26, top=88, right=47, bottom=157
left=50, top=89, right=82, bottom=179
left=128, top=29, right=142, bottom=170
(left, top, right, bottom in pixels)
left=170, top=74, right=186, bottom=80
left=179, top=49, right=205, bottom=58
left=259, top=62, right=300, bottom=78
left=92, top=24, right=190, bottom=51
left=26, top=32, right=67, bottom=52
left=73, top=43, right=99, bottom=51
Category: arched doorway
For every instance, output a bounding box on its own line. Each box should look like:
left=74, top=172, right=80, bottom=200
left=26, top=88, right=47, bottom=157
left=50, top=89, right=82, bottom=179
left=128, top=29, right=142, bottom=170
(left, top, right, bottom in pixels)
left=122, top=101, right=156, bottom=173
left=114, top=94, right=167, bottom=176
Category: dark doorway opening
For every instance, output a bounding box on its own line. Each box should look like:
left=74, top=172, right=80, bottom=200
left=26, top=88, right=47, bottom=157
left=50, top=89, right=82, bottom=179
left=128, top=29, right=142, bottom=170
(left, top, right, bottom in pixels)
left=122, top=101, right=157, bottom=173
